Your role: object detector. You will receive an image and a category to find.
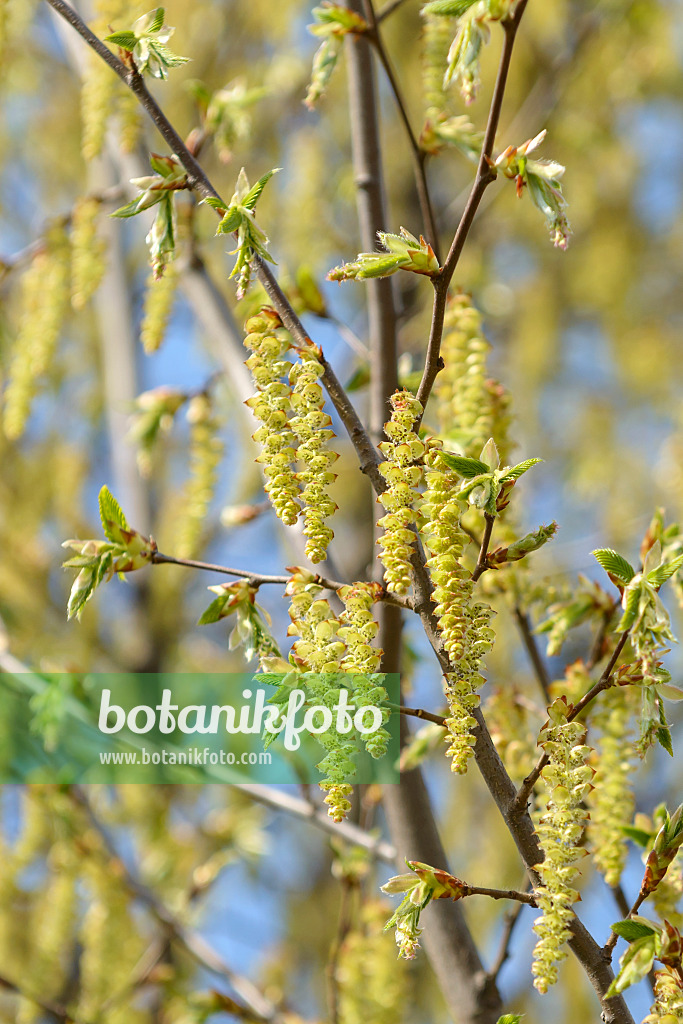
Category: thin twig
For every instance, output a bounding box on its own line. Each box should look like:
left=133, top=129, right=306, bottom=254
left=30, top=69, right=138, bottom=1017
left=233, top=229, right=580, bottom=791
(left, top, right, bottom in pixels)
left=604, top=890, right=648, bottom=955
left=513, top=631, right=630, bottom=814
left=0, top=973, right=84, bottom=1024
left=149, top=551, right=412, bottom=610
left=397, top=703, right=447, bottom=727
left=514, top=606, right=552, bottom=702
left=472, top=512, right=496, bottom=583
left=486, top=900, right=527, bottom=983
left=363, top=0, right=440, bottom=255
left=415, top=1, right=529, bottom=420
left=325, top=880, right=355, bottom=1024
left=376, top=0, right=409, bottom=21
left=463, top=884, right=536, bottom=905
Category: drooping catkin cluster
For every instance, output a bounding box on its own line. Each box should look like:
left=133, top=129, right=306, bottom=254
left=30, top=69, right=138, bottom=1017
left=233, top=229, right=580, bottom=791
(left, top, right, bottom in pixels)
left=436, top=292, right=511, bottom=461
left=285, top=573, right=388, bottom=819
left=175, top=393, right=223, bottom=559
left=286, top=575, right=353, bottom=821
left=289, top=350, right=338, bottom=563
left=244, top=311, right=339, bottom=560
left=421, top=438, right=494, bottom=773
left=587, top=689, right=636, bottom=888
left=244, top=311, right=300, bottom=526
left=644, top=968, right=683, bottom=1023
left=140, top=264, right=179, bottom=353
left=532, top=698, right=592, bottom=994
left=336, top=901, right=408, bottom=1024
left=3, top=227, right=70, bottom=440
left=339, top=582, right=383, bottom=674
left=421, top=11, right=452, bottom=118
left=70, top=196, right=107, bottom=310
left=377, top=390, right=425, bottom=594
left=339, top=582, right=390, bottom=759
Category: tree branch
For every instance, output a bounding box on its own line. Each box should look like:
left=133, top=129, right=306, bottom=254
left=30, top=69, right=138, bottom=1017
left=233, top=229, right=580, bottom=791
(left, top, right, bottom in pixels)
left=68, top=787, right=279, bottom=1023
left=513, top=630, right=630, bottom=814
left=363, top=0, right=441, bottom=256
left=514, top=605, right=552, bottom=702
left=45, top=6, right=633, bottom=1018
left=471, top=512, right=496, bottom=583
left=233, top=783, right=397, bottom=863
left=415, top=2, right=529, bottom=419
left=43, top=0, right=384, bottom=498
left=149, top=550, right=412, bottom=610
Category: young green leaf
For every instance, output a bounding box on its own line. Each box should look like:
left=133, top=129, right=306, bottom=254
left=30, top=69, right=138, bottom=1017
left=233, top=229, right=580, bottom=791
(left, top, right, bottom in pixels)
left=98, top=486, right=130, bottom=542
left=610, top=920, right=656, bottom=942
left=197, top=596, right=229, bottom=625
left=104, top=30, right=138, bottom=49
left=646, top=553, right=683, bottom=589
left=422, top=0, right=479, bottom=15
left=500, top=457, right=542, bottom=482
left=241, top=168, right=280, bottom=210
left=438, top=451, right=489, bottom=477
left=592, top=548, right=636, bottom=585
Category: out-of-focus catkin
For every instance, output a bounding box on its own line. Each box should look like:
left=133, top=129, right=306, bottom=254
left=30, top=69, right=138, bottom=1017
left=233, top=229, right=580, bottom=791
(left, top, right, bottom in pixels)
left=71, top=197, right=106, bottom=310
left=140, top=265, right=179, bottom=353
left=588, top=688, right=635, bottom=888
left=421, top=10, right=452, bottom=118
left=3, top=227, right=70, bottom=440
left=175, top=393, right=223, bottom=559
left=436, top=292, right=512, bottom=462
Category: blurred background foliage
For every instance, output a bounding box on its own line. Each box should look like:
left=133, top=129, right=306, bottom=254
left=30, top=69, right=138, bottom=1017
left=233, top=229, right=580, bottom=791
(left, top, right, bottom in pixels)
left=0, top=0, right=682, bottom=1021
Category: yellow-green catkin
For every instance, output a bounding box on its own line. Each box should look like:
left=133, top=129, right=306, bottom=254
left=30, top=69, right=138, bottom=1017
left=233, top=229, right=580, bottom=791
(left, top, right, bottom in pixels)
left=338, top=582, right=382, bottom=674
left=16, top=843, right=78, bottom=1024
left=3, top=228, right=70, bottom=440
left=336, top=902, right=408, bottom=1024
left=244, top=311, right=301, bottom=526
left=377, top=390, right=425, bottom=595
left=286, top=572, right=352, bottom=820
left=587, top=688, right=636, bottom=888
left=436, top=292, right=511, bottom=460
left=654, top=853, right=683, bottom=929
left=78, top=861, right=146, bottom=1024
left=338, top=582, right=391, bottom=760
left=644, top=969, right=683, bottom=1023
left=0, top=0, right=8, bottom=64
left=289, top=349, right=338, bottom=563
left=140, top=265, right=179, bottom=353
left=71, top=197, right=107, bottom=310
left=421, top=11, right=452, bottom=118
left=485, top=686, right=537, bottom=784
left=421, top=437, right=494, bottom=773
left=116, top=87, right=143, bottom=153
left=81, top=50, right=117, bottom=161
left=175, top=394, right=223, bottom=559
left=81, top=1, right=139, bottom=160
left=532, top=697, right=592, bottom=994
